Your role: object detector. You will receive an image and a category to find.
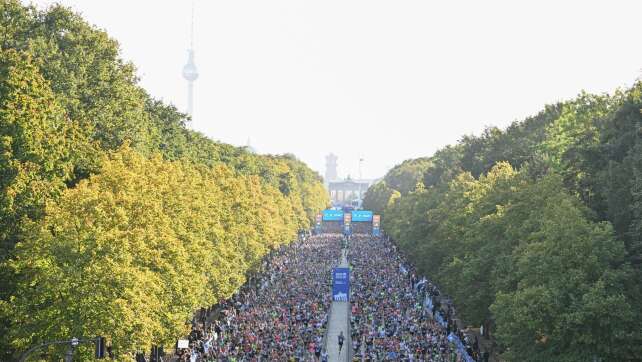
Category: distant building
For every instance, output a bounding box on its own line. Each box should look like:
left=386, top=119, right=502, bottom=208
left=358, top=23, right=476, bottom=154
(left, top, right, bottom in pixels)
left=324, top=154, right=377, bottom=207
left=325, top=153, right=338, bottom=184
left=328, top=177, right=374, bottom=207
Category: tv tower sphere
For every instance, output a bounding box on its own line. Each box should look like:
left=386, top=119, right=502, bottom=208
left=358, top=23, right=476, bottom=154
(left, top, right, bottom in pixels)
left=182, top=50, right=199, bottom=82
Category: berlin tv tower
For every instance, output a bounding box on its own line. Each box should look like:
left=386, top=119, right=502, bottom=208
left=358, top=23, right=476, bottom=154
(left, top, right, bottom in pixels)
left=182, top=1, right=198, bottom=118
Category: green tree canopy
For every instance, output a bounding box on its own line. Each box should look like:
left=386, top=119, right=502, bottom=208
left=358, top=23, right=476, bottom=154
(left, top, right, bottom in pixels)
left=374, top=81, right=642, bottom=360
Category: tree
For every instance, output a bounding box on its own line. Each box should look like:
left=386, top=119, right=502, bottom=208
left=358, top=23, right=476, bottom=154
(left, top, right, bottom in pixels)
left=362, top=181, right=399, bottom=216
left=3, top=147, right=323, bottom=359
left=374, top=82, right=642, bottom=358
left=384, top=157, right=432, bottom=195
left=491, top=196, right=634, bottom=361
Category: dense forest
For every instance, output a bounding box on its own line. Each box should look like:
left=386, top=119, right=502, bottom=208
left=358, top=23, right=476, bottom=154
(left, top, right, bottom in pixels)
left=0, top=1, right=328, bottom=360
left=364, top=86, right=642, bottom=359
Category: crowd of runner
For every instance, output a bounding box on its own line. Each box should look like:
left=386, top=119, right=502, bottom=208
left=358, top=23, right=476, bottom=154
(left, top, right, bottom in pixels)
left=171, top=232, right=482, bottom=361
left=176, top=234, right=341, bottom=361
left=349, top=235, right=474, bottom=362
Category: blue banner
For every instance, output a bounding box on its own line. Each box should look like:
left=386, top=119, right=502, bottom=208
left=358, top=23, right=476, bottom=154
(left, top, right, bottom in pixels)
left=343, top=225, right=352, bottom=236
left=322, top=209, right=344, bottom=221
left=332, top=267, right=350, bottom=301
left=351, top=210, right=373, bottom=222
left=372, top=214, right=381, bottom=236
left=435, top=311, right=447, bottom=328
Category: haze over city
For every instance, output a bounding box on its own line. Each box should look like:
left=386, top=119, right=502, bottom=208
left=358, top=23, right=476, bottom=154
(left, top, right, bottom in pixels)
left=26, top=0, right=642, bottom=179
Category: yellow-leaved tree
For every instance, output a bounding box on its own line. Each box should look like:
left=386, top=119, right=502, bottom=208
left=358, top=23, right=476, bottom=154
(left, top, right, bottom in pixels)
left=5, top=147, right=323, bottom=360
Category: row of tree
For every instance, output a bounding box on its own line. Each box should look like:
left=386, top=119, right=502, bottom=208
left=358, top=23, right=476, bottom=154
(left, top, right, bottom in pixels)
left=0, top=2, right=328, bottom=360
left=364, top=85, right=642, bottom=360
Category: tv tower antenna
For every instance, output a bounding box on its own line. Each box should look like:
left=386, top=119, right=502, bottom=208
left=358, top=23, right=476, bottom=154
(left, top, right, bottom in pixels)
left=182, top=0, right=199, bottom=118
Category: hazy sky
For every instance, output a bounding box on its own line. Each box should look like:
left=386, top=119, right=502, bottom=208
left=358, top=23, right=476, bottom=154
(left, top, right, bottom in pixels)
left=28, top=0, right=642, bottom=179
